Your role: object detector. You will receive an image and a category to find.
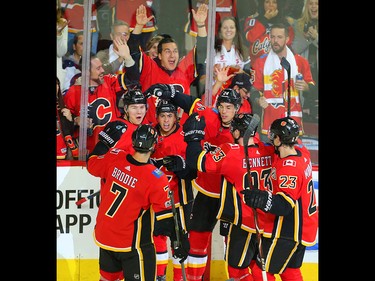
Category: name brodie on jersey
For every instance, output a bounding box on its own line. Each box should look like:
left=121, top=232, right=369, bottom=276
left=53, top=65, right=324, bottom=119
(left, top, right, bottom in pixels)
left=112, top=167, right=137, bottom=188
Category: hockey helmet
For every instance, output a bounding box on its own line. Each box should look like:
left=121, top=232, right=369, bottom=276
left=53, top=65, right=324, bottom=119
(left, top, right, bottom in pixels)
left=122, top=89, right=147, bottom=106
left=216, top=88, right=241, bottom=110
left=132, top=124, right=158, bottom=152
left=268, top=117, right=299, bottom=144
left=156, top=99, right=177, bottom=116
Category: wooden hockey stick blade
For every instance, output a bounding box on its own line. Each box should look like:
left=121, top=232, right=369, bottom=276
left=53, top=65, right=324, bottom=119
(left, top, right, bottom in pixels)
left=75, top=190, right=100, bottom=206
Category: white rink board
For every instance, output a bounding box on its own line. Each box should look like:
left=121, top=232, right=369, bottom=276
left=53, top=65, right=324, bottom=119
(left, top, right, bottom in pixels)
left=57, top=165, right=319, bottom=262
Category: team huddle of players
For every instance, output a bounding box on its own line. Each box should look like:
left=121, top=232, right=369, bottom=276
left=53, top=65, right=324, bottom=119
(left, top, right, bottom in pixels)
left=56, top=1, right=319, bottom=280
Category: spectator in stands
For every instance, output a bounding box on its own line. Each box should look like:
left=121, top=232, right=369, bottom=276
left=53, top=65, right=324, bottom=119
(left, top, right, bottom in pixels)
left=96, top=20, right=131, bottom=75
left=57, top=0, right=69, bottom=88
left=57, top=76, right=77, bottom=160
left=62, top=31, right=84, bottom=94
left=126, top=3, right=208, bottom=126
left=249, top=23, right=315, bottom=142
left=200, top=15, right=250, bottom=100
left=108, top=0, right=157, bottom=50
left=64, top=31, right=84, bottom=65
left=287, top=0, right=318, bottom=123
left=63, top=38, right=139, bottom=155
left=145, top=34, right=164, bottom=59
left=244, top=0, right=294, bottom=63
left=210, top=66, right=252, bottom=114
left=61, top=0, right=101, bottom=54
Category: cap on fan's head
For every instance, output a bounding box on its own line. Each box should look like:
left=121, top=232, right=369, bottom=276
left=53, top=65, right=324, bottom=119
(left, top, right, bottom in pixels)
left=132, top=124, right=158, bottom=153
left=229, top=73, right=252, bottom=93
left=268, top=117, right=299, bottom=144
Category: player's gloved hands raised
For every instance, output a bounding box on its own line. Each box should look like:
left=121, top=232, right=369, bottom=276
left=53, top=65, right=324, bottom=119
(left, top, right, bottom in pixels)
left=171, top=230, right=190, bottom=263
left=144, top=83, right=177, bottom=99
left=183, top=113, right=205, bottom=142
left=163, top=155, right=186, bottom=172
left=99, top=120, right=127, bottom=148
left=241, top=189, right=273, bottom=212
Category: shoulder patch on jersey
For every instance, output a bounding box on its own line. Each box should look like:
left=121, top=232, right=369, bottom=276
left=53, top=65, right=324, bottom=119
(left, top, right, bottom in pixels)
left=283, top=159, right=296, bottom=167
left=228, top=143, right=240, bottom=149
left=152, top=168, right=165, bottom=178
left=109, top=148, right=123, bottom=155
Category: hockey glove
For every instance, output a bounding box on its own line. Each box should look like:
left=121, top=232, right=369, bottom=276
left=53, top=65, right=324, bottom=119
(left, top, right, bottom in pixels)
left=163, top=155, right=186, bottom=172
left=240, top=189, right=273, bottom=212
left=171, top=230, right=190, bottom=263
left=99, top=120, right=127, bottom=148
left=183, top=113, right=206, bottom=142
left=144, top=83, right=177, bottom=100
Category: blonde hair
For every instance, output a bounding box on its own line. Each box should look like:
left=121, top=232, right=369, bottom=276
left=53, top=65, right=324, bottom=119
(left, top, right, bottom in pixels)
left=296, top=0, right=318, bottom=33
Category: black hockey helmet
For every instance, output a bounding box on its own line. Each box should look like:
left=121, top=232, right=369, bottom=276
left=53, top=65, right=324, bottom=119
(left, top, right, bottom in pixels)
left=132, top=124, right=158, bottom=152
left=122, top=89, right=147, bottom=106
left=156, top=99, right=177, bottom=116
left=268, top=117, right=299, bottom=144
left=230, top=113, right=257, bottom=138
left=216, top=88, right=241, bottom=110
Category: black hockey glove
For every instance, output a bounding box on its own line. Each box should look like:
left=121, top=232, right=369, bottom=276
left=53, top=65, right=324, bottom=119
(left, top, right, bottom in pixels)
left=99, top=120, right=127, bottom=148
left=240, top=189, right=273, bottom=212
left=171, top=230, right=190, bottom=263
left=183, top=113, right=205, bottom=142
left=163, top=155, right=186, bottom=172
left=144, top=83, right=177, bottom=100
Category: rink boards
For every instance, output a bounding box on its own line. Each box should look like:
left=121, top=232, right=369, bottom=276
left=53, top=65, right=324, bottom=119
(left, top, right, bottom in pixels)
left=56, top=161, right=318, bottom=281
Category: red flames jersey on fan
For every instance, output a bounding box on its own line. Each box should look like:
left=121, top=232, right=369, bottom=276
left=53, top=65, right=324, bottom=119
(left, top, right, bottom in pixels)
left=87, top=148, right=172, bottom=251
left=64, top=74, right=128, bottom=153
left=251, top=54, right=314, bottom=136
left=200, top=141, right=274, bottom=232
left=109, top=0, right=156, bottom=32
left=152, top=125, right=191, bottom=205
left=189, top=100, right=234, bottom=197
left=61, top=0, right=98, bottom=33
left=244, top=16, right=294, bottom=63
left=138, top=51, right=197, bottom=125
left=263, top=145, right=318, bottom=246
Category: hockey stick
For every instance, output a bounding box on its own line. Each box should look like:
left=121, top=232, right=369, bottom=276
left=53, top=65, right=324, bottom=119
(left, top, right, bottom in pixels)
left=75, top=190, right=100, bottom=206
left=242, top=113, right=267, bottom=281
left=168, top=190, right=187, bottom=281
left=280, top=57, right=291, bottom=117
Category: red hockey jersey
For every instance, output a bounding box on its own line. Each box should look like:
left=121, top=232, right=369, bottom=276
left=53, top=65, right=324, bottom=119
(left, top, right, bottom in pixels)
left=87, top=148, right=172, bottom=251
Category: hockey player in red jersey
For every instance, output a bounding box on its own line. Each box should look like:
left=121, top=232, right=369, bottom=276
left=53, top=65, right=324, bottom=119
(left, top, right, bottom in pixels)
left=151, top=100, right=196, bottom=281
left=87, top=122, right=189, bottom=281
left=145, top=83, right=246, bottom=280
left=112, top=89, right=149, bottom=154
left=125, top=4, right=208, bottom=126
left=182, top=112, right=275, bottom=281
left=241, top=117, right=318, bottom=281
